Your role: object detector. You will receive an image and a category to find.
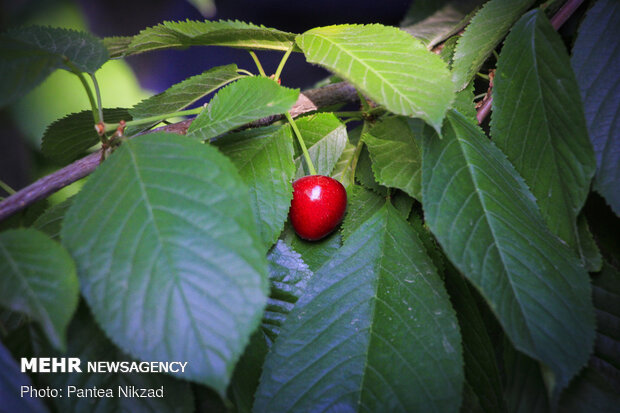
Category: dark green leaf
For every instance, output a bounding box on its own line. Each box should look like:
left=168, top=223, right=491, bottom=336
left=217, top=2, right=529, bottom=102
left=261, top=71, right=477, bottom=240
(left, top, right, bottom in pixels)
left=491, top=10, right=596, bottom=251
left=401, top=0, right=483, bottom=48
left=297, top=24, right=454, bottom=130
left=0, top=228, right=78, bottom=351
left=280, top=223, right=341, bottom=272
left=577, top=215, right=602, bottom=273
left=229, top=330, right=269, bottom=413
left=444, top=264, right=507, bottom=413
left=60, top=132, right=269, bottom=395
left=355, top=145, right=387, bottom=195
left=452, top=0, right=535, bottom=90
left=127, top=64, right=242, bottom=135
left=0, top=26, right=108, bottom=106
left=263, top=240, right=313, bottom=345
left=293, top=113, right=347, bottom=178
left=341, top=185, right=385, bottom=241
left=109, top=20, right=297, bottom=58
left=216, top=125, right=295, bottom=249
left=43, top=306, right=194, bottom=413
left=33, top=197, right=74, bottom=240
left=255, top=204, right=463, bottom=412
left=187, top=76, right=298, bottom=141
left=362, top=117, right=423, bottom=200
left=503, top=340, right=549, bottom=413
left=0, top=340, right=49, bottom=413
left=41, top=108, right=130, bottom=164
left=422, top=110, right=595, bottom=391
left=571, top=0, right=620, bottom=215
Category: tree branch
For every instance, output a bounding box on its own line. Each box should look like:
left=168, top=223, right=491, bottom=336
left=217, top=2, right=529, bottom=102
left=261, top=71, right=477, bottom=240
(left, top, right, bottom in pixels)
left=0, top=82, right=358, bottom=222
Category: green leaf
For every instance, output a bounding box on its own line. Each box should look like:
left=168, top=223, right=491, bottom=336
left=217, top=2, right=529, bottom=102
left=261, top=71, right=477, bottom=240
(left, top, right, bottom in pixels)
left=109, top=19, right=297, bottom=58
left=341, top=185, right=385, bottom=241
left=292, top=113, right=347, bottom=178
left=444, top=264, right=507, bottom=413
left=577, top=215, right=602, bottom=273
left=216, top=125, right=295, bottom=249
left=355, top=145, right=387, bottom=195
left=187, top=76, right=299, bottom=141
left=503, top=340, right=549, bottom=413
left=0, top=341, right=50, bottom=413
left=422, top=110, right=595, bottom=391
left=401, top=0, right=483, bottom=48
left=297, top=24, right=454, bottom=130
left=33, top=196, right=74, bottom=240
left=60, top=132, right=269, bottom=395
left=255, top=204, right=463, bottom=413
left=362, top=117, right=423, bottom=200
left=229, top=330, right=269, bottom=413
left=452, top=0, right=535, bottom=90
left=103, top=36, right=132, bottom=57
left=558, top=262, right=620, bottom=411
left=127, top=64, right=242, bottom=134
left=263, top=240, right=314, bottom=345
left=571, top=0, right=620, bottom=215
left=0, top=228, right=78, bottom=351
left=330, top=140, right=356, bottom=190
left=0, top=26, right=108, bottom=106
left=41, top=108, right=130, bottom=164
left=453, top=82, right=477, bottom=124
left=280, top=223, right=341, bottom=272
left=491, top=10, right=596, bottom=252
left=43, top=306, right=194, bottom=413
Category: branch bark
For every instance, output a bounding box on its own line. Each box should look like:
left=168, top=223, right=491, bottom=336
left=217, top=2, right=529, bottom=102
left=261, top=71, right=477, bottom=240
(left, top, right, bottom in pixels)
left=0, top=82, right=358, bottom=222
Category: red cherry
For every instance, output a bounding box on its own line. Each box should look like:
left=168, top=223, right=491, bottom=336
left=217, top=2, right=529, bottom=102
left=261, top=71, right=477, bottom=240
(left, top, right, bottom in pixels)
left=289, top=175, right=347, bottom=241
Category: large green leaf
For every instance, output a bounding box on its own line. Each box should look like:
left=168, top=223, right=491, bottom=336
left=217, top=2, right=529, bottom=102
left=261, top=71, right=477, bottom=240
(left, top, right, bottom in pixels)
left=127, top=64, right=242, bottom=134
left=108, top=19, right=297, bottom=58
left=491, top=10, right=596, bottom=253
left=401, top=0, right=483, bottom=48
left=422, top=110, right=595, bottom=391
left=254, top=203, right=463, bottom=412
left=0, top=341, right=50, bottom=413
left=263, top=240, right=314, bottom=345
left=187, top=76, right=298, bottom=141
left=60, top=132, right=269, bottom=395
left=452, top=0, right=535, bottom=90
left=362, top=117, right=423, bottom=200
left=41, top=108, right=130, bottom=164
left=296, top=24, right=454, bottom=130
left=293, top=113, right=347, bottom=178
left=216, top=125, right=295, bottom=249
left=280, top=223, right=342, bottom=272
left=503, top=340, right=549, bottom=413
left=33, top=197, right=74, bottom=240
left=0, top=228, right=78, bottom=351
left=43, top=306, right=194, bottom=413
left=571, top=0, right=620, bottom=215
left=443, top=264, right=507, bottom=413
left=0, top=26, right=108, bottom=106
left=330, top=140, right=356, bottom=190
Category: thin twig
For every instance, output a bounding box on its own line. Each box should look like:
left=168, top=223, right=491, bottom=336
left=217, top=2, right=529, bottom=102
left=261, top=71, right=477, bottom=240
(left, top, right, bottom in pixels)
left=0, top=82, right=358, bottom=221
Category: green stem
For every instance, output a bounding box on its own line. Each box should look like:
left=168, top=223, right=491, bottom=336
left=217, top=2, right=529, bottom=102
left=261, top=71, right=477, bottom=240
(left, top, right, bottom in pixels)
left=248, top=51, right=267, bottom=77
left=476, top=72, right=490, bottom=80
left=357, top=89, right=371, bottom=112
left=0, top=179, right=16, bottom=195
left=285, top=111, right=316, bottom=176
left=65, top=60, right=99, bottom=123
left=237, top=68, right=255, bottom=76
left=274, top=44, right=294, bottom=81
left=90, top=73, right=104, bottom=123
left=103, top=107, right=204, bottom=133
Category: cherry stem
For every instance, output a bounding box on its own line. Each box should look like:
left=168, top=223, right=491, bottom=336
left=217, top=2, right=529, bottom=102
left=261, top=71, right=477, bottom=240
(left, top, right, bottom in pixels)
left=103, top=107, right=204, bottom=133
left=89, top=73, right=104, bottom=124
left=65, top=60, right=100, bottom=124
left=248, top=51, right=267, bottom=77
left=285, top=111, right=317, bottom=175
left=274, top=44, right=294, bottom=82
